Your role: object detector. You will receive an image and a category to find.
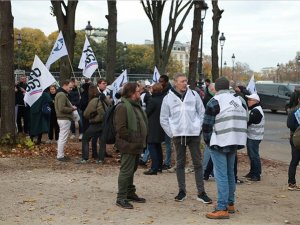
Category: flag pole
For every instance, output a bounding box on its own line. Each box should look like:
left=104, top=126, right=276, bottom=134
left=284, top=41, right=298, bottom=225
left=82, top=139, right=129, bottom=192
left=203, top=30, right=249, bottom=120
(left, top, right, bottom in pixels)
left=67, top=55, right=81, bottom=98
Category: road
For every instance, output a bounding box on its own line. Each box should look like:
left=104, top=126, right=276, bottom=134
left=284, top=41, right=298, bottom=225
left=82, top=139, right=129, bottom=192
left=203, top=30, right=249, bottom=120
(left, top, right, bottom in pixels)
left=240, top=109, right=291, bottom=164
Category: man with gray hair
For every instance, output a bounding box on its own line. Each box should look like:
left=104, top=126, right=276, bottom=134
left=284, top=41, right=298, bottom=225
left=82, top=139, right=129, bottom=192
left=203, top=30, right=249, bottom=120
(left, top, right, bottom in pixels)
left=160, top=73, right=212, bottom=204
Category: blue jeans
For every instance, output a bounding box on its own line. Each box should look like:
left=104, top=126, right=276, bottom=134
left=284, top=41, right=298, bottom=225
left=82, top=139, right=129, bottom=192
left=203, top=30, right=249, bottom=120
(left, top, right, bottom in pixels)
left=246, top=139, right=262, bottom=178
left=164, top=134, right=172, bottom=166
left=148, top=143, right=163, bottom=171
left=210, top=148, right=236, bottom=210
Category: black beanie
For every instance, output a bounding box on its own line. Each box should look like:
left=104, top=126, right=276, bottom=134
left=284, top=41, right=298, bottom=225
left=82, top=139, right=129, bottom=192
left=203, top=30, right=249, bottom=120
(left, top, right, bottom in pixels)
left=215, top=77, right=229, bottom=91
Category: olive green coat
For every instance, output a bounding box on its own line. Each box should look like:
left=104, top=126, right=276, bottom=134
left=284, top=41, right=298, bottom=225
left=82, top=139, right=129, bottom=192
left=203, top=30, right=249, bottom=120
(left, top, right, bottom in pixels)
left=113, top=100, right=148, bottom=155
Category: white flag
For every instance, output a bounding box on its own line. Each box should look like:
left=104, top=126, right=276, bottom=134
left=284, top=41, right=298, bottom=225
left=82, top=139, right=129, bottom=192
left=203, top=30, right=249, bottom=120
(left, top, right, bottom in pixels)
left=111, top=70, right=128, bottom=103
left=152, top=66, right=161, bottom=83
left=24, top=55, right=57, bottom=106
left=78, top=36, right=98, bottom=78
left=45, top=31, right=68, bottom=69
left=247, top=75, right=257, bottom=94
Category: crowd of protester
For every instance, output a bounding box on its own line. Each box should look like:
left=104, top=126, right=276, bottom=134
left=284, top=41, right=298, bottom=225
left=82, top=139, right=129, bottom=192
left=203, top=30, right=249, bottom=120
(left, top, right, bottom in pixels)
left=14, top=72, right=300, bottom=218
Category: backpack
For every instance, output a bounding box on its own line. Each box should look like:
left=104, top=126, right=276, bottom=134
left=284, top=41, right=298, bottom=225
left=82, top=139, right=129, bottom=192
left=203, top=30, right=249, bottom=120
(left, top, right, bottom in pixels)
left=101, top=104, right=118, bottom=144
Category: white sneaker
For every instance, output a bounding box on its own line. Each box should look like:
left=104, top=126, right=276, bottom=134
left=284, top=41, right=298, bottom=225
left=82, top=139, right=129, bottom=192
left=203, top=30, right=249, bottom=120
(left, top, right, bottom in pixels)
left=167, top=166, right=176, bottom=173
left=45, top=140, right=52, bottom=144
left=70, top=134, right=76, bottom=140
left=78, top=134, right=83, bottom=141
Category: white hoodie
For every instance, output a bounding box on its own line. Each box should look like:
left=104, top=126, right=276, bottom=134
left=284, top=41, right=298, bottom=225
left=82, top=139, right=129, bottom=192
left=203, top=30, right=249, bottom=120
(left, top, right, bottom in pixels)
left=160, top=88, right=205, bottom=138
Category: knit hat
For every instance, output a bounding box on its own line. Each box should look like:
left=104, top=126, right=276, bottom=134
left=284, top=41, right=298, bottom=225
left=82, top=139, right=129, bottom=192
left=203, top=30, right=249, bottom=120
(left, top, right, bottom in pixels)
left=215, top=77, right=229, bottom=91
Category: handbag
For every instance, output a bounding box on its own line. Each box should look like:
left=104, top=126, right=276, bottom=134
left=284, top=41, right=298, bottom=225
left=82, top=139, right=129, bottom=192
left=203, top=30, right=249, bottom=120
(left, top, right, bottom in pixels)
left=72, top=110, right=80, bottom=122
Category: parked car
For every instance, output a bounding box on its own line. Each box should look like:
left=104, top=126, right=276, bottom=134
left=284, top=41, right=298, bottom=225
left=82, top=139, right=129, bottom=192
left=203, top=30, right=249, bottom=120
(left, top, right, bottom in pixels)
left=255, top=83, right=299, bottom=113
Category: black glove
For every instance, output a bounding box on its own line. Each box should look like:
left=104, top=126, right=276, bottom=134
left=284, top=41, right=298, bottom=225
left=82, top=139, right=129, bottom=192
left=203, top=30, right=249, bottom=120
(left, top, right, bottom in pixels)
left=115, top=92, right=121, bottom=99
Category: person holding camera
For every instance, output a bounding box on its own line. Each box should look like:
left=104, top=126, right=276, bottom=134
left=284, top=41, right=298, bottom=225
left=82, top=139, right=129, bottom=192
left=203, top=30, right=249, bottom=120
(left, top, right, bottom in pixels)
left=76, top=85, right=109, bottom=164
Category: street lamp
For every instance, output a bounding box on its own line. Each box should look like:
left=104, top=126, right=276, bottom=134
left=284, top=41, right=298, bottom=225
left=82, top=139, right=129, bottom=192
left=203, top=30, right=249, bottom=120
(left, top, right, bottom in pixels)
left=16, top=33, right=22, bottom=70
left=85, top=21, right=108, bottom=39
left=219, top=32, right=226, bottom=76
left=198, top=1, right=208, bottom=81
left=123, top=42, right=128, bottom=70
left=277, top=63, right=280, bottom=83
left=232, top=54, right=235, bottom=80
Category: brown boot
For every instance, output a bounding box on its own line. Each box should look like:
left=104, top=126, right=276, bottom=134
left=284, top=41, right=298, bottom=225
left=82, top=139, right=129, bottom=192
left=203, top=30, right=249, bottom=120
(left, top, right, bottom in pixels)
left=206, top=210, right=229, bottom=219
left=227, top=203, right=235, bottom=214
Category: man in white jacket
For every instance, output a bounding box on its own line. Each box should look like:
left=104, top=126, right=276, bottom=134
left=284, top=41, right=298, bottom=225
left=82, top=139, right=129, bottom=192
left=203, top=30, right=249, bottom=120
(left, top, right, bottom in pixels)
left=160, top=73, right=212, bottom=204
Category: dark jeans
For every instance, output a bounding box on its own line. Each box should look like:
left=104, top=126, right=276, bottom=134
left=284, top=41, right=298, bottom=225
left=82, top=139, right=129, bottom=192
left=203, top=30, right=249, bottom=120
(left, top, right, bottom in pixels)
left=246, top=139, right=262, bottom=178
left=288, top=138, right=300, bottom=184
left=148, top=143, right=163, bottom=171
left=117, top=153, right=139, bottom=201
left=81, top=124, right=102, bottom=160
left=17, top=105, right=29, bottom=133
left=173, top=136, right=204, bottom=194
left=48, top=116, right=59, bottom=140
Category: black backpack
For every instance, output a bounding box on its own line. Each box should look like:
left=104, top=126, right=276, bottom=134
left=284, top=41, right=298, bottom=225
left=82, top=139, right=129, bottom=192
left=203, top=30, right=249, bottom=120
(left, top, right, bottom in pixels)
left=101, top=104, right=118, bottom=144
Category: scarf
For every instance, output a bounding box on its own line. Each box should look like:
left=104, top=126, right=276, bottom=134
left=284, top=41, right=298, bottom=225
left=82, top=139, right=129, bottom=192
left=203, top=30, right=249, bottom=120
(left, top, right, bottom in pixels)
left=121, top=97, right=141, bottom=132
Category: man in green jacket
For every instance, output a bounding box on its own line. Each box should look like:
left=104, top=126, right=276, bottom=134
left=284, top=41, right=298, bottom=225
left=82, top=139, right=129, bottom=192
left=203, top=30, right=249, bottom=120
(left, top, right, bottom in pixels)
left=54, top=80, right=76, bottom=161
left=114, top=82, right=148, bottom=209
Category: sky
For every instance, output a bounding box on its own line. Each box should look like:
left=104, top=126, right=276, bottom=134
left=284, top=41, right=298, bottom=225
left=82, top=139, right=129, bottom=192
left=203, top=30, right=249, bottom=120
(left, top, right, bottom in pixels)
left=11, top=0, right=300, bottom=72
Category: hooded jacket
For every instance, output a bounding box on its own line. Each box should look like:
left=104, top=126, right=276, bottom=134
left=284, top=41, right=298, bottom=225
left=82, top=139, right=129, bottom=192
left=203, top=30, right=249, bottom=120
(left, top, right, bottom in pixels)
left=160, top=87, right=205, bottom=138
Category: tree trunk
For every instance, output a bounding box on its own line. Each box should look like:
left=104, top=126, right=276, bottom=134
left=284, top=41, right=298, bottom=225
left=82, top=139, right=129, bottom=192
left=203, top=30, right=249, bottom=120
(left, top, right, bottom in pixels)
left=188, top=1, right=202, bottom=89
left=105, top=0, right=117, bottom=84
left=51, top=0, right=78, bottom=85
left=211, top=0, right=223, bottom=82
left=0, top=1, right=15, bottom=140
left=142, top=0, right=193, bottom=75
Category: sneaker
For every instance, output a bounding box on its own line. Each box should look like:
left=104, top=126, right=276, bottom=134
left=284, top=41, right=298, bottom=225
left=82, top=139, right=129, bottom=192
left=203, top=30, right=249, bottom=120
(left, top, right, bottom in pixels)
left=69, top=134, right=76, bottom=140
left=236, top=178, right=244, bottom=184
left=57, top=156, right=70, bottom=162
left=185, top=167, right=194, bottom=173
left=167, top=166, right=176, bottom=173
left=116, top=199, right=133, bottom=209
left=175, top=190, right=186, bottom=202
left=96, top=160, right=104, bottom=165
left=197, top=192, right=212, bottom=204
left=206, top=210, right=229, bottom=219
left=127, top=194, right=146, bottom=203
left=227, top=203, right=235, bottom=214
left=75, top=159, right=88, bottom=164
left=288, top=183, right=300, bottom=191
left=78, top=134, right=83, bottom=141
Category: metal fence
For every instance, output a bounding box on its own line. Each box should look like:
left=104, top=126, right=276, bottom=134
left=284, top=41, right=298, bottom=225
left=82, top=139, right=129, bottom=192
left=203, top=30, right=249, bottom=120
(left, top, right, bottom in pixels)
left=17, top=70, right=153, bottom=84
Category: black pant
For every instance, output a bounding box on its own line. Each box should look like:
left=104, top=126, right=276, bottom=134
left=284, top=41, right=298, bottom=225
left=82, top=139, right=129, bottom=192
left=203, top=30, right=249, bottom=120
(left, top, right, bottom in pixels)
left=288, top=138, right=300, bottom=184
left=17, top=105, right=28, bottom=133
left=48, top=116, right=59, bottom=140
left=81, top=124, right=103, bottom=160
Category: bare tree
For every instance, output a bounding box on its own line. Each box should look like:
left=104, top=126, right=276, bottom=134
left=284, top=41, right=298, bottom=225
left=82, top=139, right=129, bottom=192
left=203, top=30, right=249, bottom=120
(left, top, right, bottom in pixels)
left=211, top=0, right=223, bottom=82
left=188, top=1, right=202, bottom=89
left=141, top=0, right=193, bottom=74
left=105, top=0, right=117, bottom=84
left=0, top=1, right=15, bottom=140
left=51, top=0, right=78, bottom=84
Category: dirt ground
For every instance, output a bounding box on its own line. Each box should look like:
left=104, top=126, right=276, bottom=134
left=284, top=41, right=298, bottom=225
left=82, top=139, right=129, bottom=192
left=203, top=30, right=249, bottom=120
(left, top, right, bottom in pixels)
left=0, top=141, right=299, bottom=225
